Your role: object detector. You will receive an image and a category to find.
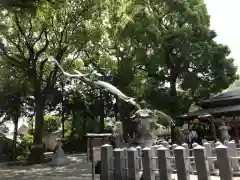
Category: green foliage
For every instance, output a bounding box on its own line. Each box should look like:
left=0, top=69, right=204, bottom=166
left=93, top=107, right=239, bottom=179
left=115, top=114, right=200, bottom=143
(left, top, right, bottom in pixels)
left=0, top=0, right=238, bottom=155
left=227, top=79, right=240, bottom=90
left=123, top=0, right=238, bottom=116
left=17, top=134, right=33, bottom=160
left=0, top=0, right=105, bottom=161
left=188, top=103, right=201, bottom=112
left=43, top=115, right=61, bottom=133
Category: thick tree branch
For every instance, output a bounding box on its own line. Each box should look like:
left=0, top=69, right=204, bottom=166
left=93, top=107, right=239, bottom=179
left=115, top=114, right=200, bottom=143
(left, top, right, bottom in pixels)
left=0, top=42, right=24, bottom=69
left=33, top=25, right=46, bottom=44
left=14, top=14, right=34, bottom=53
left=2, top=33, right=25, bottom=59
left=85, top=52, right=106, bottom=76
left=1, top=52, right=24, bottom=69
left=39, top=58, right=48, bottom=79
left=35, top=30, right=49, bottom=61
left=43, top=46, right=68, bottom=95
left=28, top=19, right=33, bottom=38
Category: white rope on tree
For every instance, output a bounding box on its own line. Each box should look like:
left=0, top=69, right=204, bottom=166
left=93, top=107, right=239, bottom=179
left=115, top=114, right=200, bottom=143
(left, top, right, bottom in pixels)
left=50, top=57, right=141, bottom=109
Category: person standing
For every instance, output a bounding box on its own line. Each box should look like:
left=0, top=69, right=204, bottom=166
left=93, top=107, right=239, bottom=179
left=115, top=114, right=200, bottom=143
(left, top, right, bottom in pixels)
left=188, top=129, right=198, bottom=148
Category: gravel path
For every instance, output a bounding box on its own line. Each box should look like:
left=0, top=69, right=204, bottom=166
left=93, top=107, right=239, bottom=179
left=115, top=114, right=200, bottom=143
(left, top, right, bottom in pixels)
left=0, top=153, right=99, bottom=180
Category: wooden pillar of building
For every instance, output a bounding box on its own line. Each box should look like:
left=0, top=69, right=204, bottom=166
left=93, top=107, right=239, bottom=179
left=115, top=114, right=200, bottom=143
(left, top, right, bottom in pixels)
left=233, top=117, right=239, bottom=142
left=210, top=119, right=217, bottom=141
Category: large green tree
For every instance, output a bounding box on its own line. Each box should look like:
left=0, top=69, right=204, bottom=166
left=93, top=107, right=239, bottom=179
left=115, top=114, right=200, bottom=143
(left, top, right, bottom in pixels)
left=0, top=65, right=29, bottom=160
left=0, top=0, right=238, bottom=152
left=123, top=0, right=238, bottom=115
left=0, top=0, right=101, bottom=162
left=94, top=0, right=238, bottom=140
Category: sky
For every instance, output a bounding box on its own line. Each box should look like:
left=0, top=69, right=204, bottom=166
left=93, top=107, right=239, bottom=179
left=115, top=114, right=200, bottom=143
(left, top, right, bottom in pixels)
left=205, top=0, right=240, bottom=73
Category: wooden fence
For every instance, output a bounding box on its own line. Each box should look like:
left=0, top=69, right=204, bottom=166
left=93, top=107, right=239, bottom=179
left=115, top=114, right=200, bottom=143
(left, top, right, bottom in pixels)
left=100, top=140, right=240, bottom=180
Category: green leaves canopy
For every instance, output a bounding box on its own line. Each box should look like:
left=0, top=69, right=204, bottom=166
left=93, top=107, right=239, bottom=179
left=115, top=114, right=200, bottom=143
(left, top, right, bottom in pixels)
left=0, top=0, right=238, bottom=156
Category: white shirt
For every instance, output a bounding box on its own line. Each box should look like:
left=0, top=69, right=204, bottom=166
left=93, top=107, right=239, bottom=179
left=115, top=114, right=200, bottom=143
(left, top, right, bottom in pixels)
left=188, top=130, right=198, bottom=140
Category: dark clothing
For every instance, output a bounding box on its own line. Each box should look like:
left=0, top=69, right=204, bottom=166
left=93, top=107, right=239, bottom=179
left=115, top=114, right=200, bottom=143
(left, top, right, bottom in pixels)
left=95, top=160, right=101, bottom=174
left=105, top=126, right=113, bottom=133
left=109, top=137, right=116, bottom=149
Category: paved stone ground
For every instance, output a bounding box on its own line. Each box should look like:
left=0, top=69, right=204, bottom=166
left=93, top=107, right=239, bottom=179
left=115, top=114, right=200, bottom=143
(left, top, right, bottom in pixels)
left=0, top=152, right=239, bottom=180
left=0, top=153, right=100, bottom=180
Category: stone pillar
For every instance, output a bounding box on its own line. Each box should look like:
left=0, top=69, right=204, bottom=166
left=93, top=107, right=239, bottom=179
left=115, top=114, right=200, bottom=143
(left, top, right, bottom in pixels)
left=215, top=144, right=233, bottom=180
left=157, top=146, right=171, bottom=180
left=101, top=144, right=113, bottom=180
left=194, top=145, right=210, bottom=180
left=227, top=141, right=240, bottom=171
left=113, top=148, right=124, bottom=180
left=127, top=147, right=140, bottom=180
left=174, top=146, right=190, bottom=180
left=203, top=142, right=214, bottom=171
left=182, top=143, right=191, bottom=171
left=142, top=147, right=154, bottom=180
left=151, top=145, right=158, bottom=169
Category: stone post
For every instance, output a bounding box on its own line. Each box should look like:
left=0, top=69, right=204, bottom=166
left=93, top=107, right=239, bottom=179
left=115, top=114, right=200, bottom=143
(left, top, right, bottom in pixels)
left=227, top=141, right=240, bottom=171
left=127, top=147, right=140, bottom=180
left=194, top=145, right=210, bottom=180
left=136, top=146, right=142, bottom=171
left=161, top=141, right=171, bottom=171
left=172, top=144, right=178, bottom=150
left=123, top=147, right=128, bottom=179
left=151, top=145, right=158, bottom=169
left=142, top=147, right=154, bottom=180
left=215, top=141, right=222, bottom=147
left=182, top=143, right=191, bottom=171
left=174, top=146, right=190, bottom=180
left=157, top=146, right=171, bottom=180
left=215, top=144, right=233, bottom=180
left=162, top=141, right=170, bottom=149
left=113, top=148, right=124, bottom=180
left=192, top=142, right=198, bottom=148
left=101, top=144, right=113, bottom=180
left=203, top=142, right=214, bottom=171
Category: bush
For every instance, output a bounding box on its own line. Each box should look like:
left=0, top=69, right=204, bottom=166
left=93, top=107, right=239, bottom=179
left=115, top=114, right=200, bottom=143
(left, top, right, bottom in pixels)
left=16, top=134, right=33, bottom=160
left=0, top=136, right=13, bottom=161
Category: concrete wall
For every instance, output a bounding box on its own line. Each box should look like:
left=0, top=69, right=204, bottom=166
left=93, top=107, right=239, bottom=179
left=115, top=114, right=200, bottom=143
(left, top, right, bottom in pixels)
left=42, top=132, right=61, bottom=151
left=18, top=125, right=29, bottom=136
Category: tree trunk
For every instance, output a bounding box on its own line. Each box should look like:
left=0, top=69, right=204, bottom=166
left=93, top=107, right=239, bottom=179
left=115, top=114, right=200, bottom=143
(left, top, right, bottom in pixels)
left=61, top=100, right=65, bottom=138
left=70, top=111, right=76, bottom=138
left=61, top=113, right=65, bottom=138
left=114, top=100, right=118, bottom=122
left=99, top=90, right=105, bottom=133
left=119, top=102, right=131, bottom=141
left=30, top=97, right=45, bottom=163
left=169, top=77, right=178, bottom=144
left=61, top=81, right=65, bottom=138
left=12, top=114, right=19, bottom=161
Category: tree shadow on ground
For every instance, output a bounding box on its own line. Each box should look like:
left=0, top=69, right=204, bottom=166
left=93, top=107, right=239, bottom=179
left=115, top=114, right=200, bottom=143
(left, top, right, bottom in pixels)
left=0, top=154, right=100, bottom=180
